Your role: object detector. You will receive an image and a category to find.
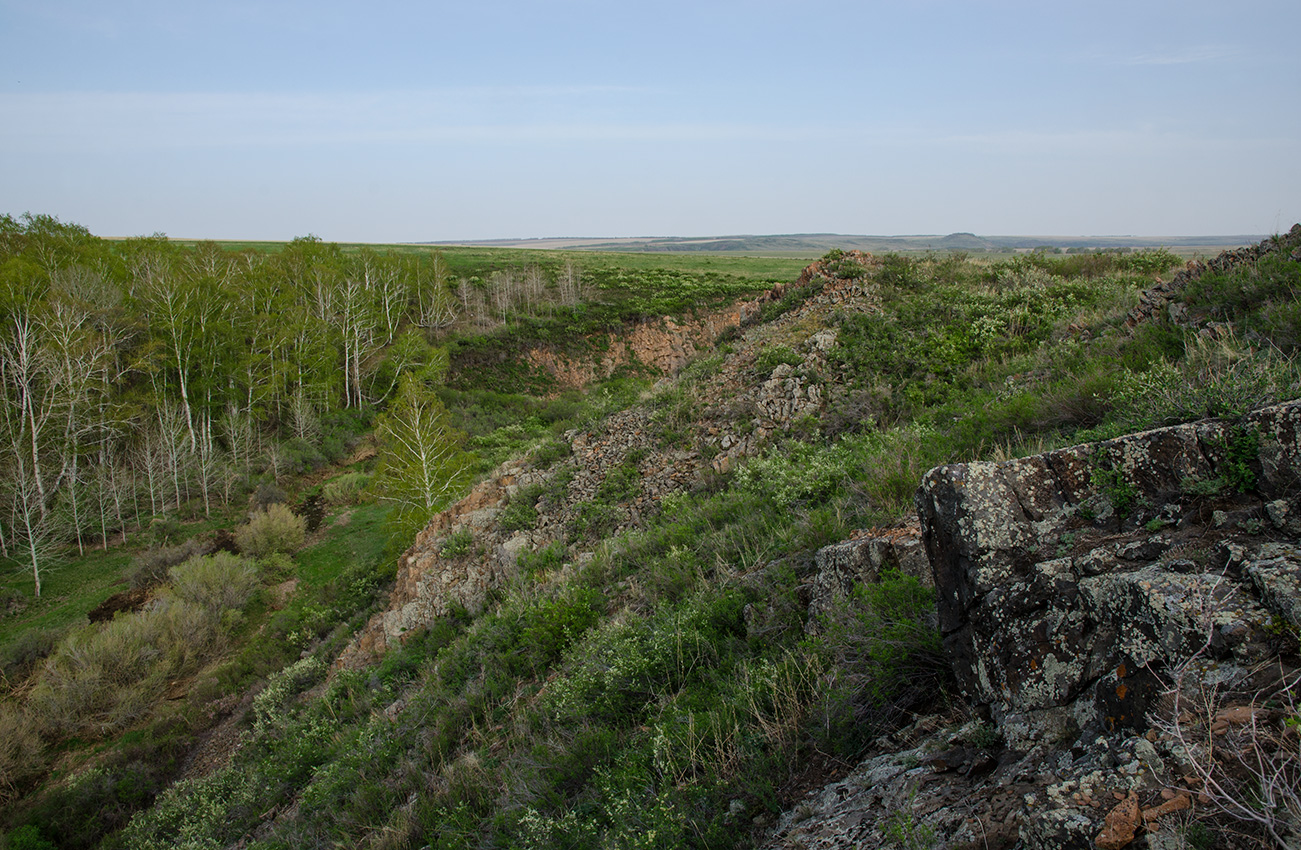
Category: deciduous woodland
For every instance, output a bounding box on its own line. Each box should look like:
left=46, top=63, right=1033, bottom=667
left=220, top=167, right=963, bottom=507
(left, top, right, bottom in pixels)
left=2, top=214, right=1299, bottom=850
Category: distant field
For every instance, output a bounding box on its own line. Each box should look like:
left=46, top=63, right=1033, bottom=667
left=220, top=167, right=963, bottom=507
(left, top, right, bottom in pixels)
left=421, top=231, right=1267, bottom=257
left=167, top=231, right=1267, bottom=263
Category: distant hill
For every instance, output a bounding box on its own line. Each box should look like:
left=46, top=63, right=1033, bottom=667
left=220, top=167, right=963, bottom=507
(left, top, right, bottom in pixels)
left=423, top=231, right=1266, bottom=256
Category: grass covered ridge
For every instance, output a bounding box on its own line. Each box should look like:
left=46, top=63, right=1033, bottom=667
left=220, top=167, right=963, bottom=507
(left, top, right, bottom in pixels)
left=3, top=229, right=1299, bottom=849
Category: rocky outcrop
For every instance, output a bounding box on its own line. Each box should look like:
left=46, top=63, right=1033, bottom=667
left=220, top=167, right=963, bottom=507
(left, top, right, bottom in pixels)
left=1125, top=224, right=1301, bottom=329
left=806, top=518, right=930, bottom=632
left=524, top=307, right=745, bottom=391
left=768, top=402, right=1301, bottom=850
left=916, top=401, right=1301, bottom=743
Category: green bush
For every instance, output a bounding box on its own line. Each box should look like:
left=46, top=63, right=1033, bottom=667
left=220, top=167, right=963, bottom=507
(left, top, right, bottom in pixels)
left=282, top=437, right=327, bottom=474
left=519, top=540, right=568, bottom=578
left=169, top=552, right=260, bottom=618
left=440, top=528, right=475, bottom=558
left=500, top=484, right=543, bottom=533
left=145, top=516, right=182, bottom=548
left=253, top=656, right=328, bottom=736
left=1101, top=335, right=1297, bottom=434
left=0, top=627, right=60, bottom=690
left=808, top=571, right=949, bottom=758
left=236, top=503, right=307, bottom=558
left=28, top=610, right=173, bottom=738
left=531, top=437, right=572, bottom=469
left=0, top=704, right=44, bottom=803
left=321, top=471, right=371, bottom=505
left=130, top=539, right=207, bottom=590
left=752, top=344, right=803, bottom=376
left=3, top=825, right=56, bottom=850
left=27, top=554, right=261, bottom=740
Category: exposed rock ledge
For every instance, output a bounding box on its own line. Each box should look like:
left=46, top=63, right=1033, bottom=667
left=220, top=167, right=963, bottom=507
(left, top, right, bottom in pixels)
left=767, top=401, right=1301, bottom=850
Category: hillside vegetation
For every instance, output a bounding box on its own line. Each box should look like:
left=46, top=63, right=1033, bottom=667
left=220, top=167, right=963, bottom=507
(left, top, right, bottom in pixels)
left=1, top=218, right=1298, bottom=849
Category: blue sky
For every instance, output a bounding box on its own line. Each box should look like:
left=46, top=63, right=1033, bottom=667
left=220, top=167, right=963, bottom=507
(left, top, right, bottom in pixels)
left=2, top=0, right=1298, bottom=241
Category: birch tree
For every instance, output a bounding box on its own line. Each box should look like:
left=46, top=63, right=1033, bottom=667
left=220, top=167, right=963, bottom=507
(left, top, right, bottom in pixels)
left=369, top=374, right=473, bottom=542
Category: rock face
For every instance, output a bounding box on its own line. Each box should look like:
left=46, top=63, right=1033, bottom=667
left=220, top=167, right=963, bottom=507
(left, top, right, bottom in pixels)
left=767, top=402, right=1301, bottom=850
left=524, top=307, right=745, bottom=392
left=1125, top=224, right=1301, bottom=329
left=806, top=517, right=931, bottom=632
left=916, top=401, right=1301, bottom=744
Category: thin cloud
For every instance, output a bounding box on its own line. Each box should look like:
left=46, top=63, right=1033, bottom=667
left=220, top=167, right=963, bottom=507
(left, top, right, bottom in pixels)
left=931, top=125, right=1286, bottom=157
left=0, top=88, right=821, bottom=153
left=1111, top=45, right=1241, bottom=66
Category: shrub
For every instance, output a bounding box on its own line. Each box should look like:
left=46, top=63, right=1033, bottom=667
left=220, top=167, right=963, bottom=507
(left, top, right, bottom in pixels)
left=440, top=528, right=475, bottom=558
left=809, top=571, right=950, bottom=758
left=0, top=627, right=59, bottom=690
left=145, top=516, right=182, bottom=548
left=250, top=482, right=288, bottom=512
left=4, top=825, right=57, bottom=850
left=283, top=437, right=327, bottom=473
left=499, top=484, right=543, bottom=533
left=236, top=503, right=307, bottom=558
left=130, top=539, right=207, bottom=590
left=0, top=704, right=44, bottom=803
left=1105, top=332, right=1299, bottom=433
left=253, top=656, right=328, bottom=737
left=531, top=437, right=571, bottom=470
left=28, top=610, right=172, bottom=738
left=168, top=552, right=260, bottom=618
left=752, top=344, right=803, bottom=376
left=28, top=555, right=262, bottom=740
left=258, top=552, right=296, bottom=583
left=1091, top=463, right=1139, bottom=518
left=1, top=586, right=28, bottom=619
left=321, top=472, right=371, bottom=505
left=519, top=540, right=567, bottom=578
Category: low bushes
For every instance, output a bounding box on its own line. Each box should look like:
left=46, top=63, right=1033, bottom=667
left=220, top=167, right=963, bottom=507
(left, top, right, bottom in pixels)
left=235, top=503, right=307, bottom=558
left=26, top=553, right=262, bottom=742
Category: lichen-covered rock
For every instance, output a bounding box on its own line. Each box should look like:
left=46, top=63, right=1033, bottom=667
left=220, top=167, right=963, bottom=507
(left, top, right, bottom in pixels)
left=917, top=400, right=1301, bottom=740
left=806, top=518, right=930, bottom=632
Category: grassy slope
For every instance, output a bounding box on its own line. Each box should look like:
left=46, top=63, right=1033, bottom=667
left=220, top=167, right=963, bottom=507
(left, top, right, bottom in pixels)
left=4, top=234, right=1300, bottom=849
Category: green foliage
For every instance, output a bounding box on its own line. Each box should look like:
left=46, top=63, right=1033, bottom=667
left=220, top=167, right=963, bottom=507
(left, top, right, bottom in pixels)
left=252, top=656, right=328, bottom=736
left=0, top=704, right=45, bottom=804
left=168, top=551, right=260, bottom=617
left=519, top=540, right=568, bottom=578
left=542, top=592, right=745, bottom=725
left=884, top=806, right=940, bottom=850
left=129, top=540, right=207, bottom=590
left=370, top=374, right=476, bottom=546
left=234, top=503, right=306, bottom=558
left=807, top=571, right=949, bottom=758
left=752, top=344, right=803, bottom=376
left=320, top=471, right=371, bottom=505
left=27, top=553, right=259, bottom=740
left=1221, top=426, right=1260, bottom=493
left=531, top=436, right=572, bottom=469
left=499, top=484, right=543, bottom=533
left=1092, top=463, right=1139, bottom=518
left=569, top=499, right=620, bottom=541
left=440, top=528, right=476, bottom=559
left=1184, top=252, right=1301, bottom=352
left=0, top=627, right=59, bottom=691
left=4, top=825, right=56, bottom=850
left=1100, top=334, right=1297, bottom=434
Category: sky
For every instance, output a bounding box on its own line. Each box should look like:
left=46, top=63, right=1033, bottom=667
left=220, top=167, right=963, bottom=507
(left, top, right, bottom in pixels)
left=1, top=0, right=1298, bottom=242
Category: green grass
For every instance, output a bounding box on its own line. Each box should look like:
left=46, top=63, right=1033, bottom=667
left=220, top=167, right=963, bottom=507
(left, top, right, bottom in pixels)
left=294, top=502, right=391, bottom=589
left=0, top=549, right=133, bottom=650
